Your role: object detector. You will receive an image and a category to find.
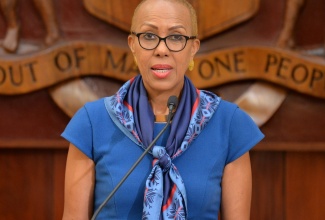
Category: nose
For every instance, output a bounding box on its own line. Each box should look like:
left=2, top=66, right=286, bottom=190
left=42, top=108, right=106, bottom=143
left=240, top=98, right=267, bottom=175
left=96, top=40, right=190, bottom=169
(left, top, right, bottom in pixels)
left=154, top=39, right=170, bottom=56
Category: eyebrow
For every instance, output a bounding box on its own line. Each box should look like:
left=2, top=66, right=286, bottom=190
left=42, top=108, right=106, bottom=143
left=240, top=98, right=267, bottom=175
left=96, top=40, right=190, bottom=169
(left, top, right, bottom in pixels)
left=140, top=23, right=186, bottom=31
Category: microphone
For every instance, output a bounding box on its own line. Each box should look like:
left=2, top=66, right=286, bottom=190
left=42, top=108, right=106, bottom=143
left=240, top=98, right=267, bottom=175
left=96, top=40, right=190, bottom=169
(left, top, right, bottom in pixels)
left=91, top=96, right=178, bottom=220
left=167, top=96, right=178, bottom=121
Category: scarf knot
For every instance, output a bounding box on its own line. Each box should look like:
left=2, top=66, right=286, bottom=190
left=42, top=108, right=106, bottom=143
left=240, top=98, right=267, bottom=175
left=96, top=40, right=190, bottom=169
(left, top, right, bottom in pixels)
left=153, top=146, right=172, bottom=172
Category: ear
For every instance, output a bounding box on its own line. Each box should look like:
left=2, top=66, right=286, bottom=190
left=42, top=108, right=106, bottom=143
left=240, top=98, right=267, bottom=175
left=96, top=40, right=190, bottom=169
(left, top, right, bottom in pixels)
left=190, top=38, right=200, bottom=58
left=128, top=34, right=136, bottom=54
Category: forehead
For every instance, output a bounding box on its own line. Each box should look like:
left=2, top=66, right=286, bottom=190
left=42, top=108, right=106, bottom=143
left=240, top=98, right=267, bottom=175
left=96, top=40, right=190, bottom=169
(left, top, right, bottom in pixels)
left=134, top=0, right=191, bottom=32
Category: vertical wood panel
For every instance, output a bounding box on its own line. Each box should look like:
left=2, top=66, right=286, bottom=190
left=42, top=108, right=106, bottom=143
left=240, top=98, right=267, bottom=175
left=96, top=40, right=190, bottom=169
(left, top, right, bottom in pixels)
left=0, top=149, right=53, bottom=219
left=53, top=149, right=68, bottom=220
left=286, top=152, right=325, bottom=220
left=250, top=151, right=285, bottom=220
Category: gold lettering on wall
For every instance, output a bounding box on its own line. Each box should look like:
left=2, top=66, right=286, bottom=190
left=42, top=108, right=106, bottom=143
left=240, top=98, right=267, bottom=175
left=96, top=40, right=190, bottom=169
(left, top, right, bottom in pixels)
left=0, top=41, right=324, bottom=99
left=191, top=47, right=325, bottom=98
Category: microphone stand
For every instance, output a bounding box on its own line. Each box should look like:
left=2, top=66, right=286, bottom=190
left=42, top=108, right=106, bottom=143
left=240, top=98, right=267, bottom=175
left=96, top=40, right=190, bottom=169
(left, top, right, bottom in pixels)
left=91, top=98, right=177, bottom=220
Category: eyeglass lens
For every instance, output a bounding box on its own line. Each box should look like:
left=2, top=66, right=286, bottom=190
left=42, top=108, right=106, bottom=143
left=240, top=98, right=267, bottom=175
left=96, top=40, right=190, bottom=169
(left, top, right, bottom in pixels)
left=138, top=33, right=187, bottom=51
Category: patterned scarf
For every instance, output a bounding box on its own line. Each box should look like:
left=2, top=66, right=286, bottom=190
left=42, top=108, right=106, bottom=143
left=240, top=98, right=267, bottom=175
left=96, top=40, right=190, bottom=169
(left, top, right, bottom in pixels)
left=108, top=75, right=220, bottom=219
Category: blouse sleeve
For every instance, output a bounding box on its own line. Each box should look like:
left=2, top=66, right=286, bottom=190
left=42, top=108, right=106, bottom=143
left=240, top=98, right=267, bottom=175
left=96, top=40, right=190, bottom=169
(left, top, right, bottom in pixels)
left=226, top=107, right=264, bottom=164
left=61, top=106, right=93, bottom=159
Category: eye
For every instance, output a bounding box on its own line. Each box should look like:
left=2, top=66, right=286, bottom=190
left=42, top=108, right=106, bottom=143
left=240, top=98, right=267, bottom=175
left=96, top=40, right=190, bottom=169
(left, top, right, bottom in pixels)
left=168, top=35, right=185, bottom=42
left=142, top=33, right=157, bottom=40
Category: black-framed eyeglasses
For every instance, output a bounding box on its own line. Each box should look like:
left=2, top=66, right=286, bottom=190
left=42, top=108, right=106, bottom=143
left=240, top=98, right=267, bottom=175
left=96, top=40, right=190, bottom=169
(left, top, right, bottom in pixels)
left=131, top=32, right=196, bottom=52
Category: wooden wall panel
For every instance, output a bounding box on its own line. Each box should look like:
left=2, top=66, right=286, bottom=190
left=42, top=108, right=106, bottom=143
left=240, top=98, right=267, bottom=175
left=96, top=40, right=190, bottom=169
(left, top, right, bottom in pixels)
left=0, top=91, right=69, bottom=140
left=0, top=149, right=52, bottom=219
left=286, top=152, right=325, bottom=220
left=53, top=150, right=67, bottom=220
left=0, top=149, right=67, bottom=220
left=250, top=151, right=285, bottom=220
left=2, top=149, right=325, bottom=220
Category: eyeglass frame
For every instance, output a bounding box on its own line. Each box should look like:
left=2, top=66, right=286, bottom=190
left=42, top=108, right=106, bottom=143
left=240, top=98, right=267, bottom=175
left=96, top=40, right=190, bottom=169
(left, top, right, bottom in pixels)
left=131, top=31, right=197, bottom=52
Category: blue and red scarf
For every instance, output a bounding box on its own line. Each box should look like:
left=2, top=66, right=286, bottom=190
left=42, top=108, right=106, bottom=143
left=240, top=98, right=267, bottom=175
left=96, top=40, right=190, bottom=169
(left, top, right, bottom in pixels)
left=109, top=75, right=220, bottom=219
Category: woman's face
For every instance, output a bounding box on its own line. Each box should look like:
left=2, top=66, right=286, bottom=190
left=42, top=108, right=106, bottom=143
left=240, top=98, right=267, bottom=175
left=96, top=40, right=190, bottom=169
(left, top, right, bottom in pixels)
left=128, top=0, right=200, bottom=97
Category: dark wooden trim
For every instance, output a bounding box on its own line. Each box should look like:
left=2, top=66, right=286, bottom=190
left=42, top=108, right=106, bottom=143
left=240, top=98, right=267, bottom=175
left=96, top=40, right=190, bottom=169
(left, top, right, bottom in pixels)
left=1, top=139, right=324, bottom=151
left=254, top=142, right=325, bottom=152
left=0, top=139, right=68, bottom=149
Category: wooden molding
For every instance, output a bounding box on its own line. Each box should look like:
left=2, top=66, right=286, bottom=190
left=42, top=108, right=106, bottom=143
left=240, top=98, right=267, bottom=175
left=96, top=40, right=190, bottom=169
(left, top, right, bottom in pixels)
left=0, top=139, right=68, bottom=149
left=1, top=138, right=324, bottom=151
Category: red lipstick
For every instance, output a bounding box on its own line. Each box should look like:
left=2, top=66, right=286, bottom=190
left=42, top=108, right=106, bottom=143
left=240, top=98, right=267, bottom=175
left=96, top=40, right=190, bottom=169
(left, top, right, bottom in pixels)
left=151, top=64, right=172, bottom=79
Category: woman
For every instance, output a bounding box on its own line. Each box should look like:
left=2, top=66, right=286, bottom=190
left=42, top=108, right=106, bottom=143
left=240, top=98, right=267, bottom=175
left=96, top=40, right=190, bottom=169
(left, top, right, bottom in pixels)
left=62, top=0, right=264, bottom=219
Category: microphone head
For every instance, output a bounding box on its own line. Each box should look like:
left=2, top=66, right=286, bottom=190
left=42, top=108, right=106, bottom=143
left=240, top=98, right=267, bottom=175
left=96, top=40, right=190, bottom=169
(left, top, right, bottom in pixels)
left=167, top=96, right=178, bottom=111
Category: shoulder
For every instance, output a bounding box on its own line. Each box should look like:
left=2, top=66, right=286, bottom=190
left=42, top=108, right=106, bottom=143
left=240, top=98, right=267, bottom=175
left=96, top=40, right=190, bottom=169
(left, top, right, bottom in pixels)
left=209, top=99, right=260, bottom=138
left=80, top=98, right=108, bottom=118
left=68, top=97, right=112, bottom=128
left=64, top=97, right=109, bottom=132
left=83, top=97, right=105, bottom=111
left=217, top=100, right=257, bottom=130
left=199, top=89, right=238, bottom=114
left=214, top=99, right=239, bottom=122
left=218, top=99, right=255, bottom=120
left=198, top=90, right=240, bottom=126
left=219, top=99, right=238, bottom=112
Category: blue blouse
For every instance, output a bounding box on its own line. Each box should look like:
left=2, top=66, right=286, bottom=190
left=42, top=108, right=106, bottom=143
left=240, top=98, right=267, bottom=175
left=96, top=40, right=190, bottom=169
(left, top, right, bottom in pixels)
left=62, top=97, right=264, bottom=219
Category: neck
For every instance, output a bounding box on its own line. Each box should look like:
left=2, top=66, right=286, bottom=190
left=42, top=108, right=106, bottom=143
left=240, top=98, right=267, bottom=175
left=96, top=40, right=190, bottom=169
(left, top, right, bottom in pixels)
left=149, top=96, right=170, bottom=115
left=148, top=88, right=183, bottom=115
left=145, top=84, right=184, bottom=115
left=154, top=114, right=168, bottom=122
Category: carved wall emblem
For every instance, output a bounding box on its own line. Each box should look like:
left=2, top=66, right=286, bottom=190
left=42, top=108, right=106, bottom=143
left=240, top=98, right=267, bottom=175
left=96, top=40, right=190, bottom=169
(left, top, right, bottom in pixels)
left=0, top=0, right=324, bottom=127
left=83, top=0, right=260, bottom=39
left=0, top=0, right=60, bottom=53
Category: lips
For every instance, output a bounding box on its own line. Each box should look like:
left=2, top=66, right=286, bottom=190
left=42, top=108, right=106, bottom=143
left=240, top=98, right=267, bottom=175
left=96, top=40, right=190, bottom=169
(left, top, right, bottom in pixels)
left=151, top=64, right=172, bottom=79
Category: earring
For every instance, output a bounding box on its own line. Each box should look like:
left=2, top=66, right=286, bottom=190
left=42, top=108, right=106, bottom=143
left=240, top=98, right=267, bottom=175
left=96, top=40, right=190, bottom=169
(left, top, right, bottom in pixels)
left=134, top=57, right=138, bottom=67
left=188, top=60, right=194, bottom=71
